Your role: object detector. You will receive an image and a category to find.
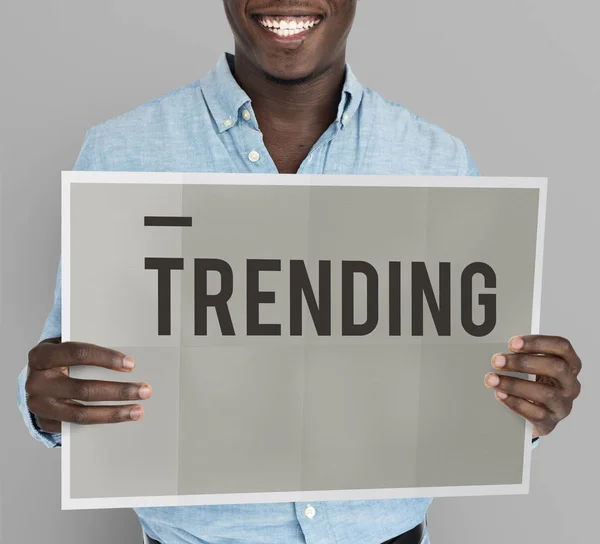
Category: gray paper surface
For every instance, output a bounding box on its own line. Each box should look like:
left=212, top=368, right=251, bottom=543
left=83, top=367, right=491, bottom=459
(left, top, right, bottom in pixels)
left=66, top=175, right=542, bottom=504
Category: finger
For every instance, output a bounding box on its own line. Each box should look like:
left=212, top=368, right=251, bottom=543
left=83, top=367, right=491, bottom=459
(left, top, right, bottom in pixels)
left=28, top=376, right=152, bottom=402
left=491, top=353, right=581, bottom=397
left=36, top=417, right=61, bottom=434
left=29, top=341, right=135, bottom=372
left=28, top=396, right=144, bottom=425
left=509, top=335, right=581, bottom=374
left=484, top=373, right=570, bottom=418
left=493, top=392, right=555, bottom=436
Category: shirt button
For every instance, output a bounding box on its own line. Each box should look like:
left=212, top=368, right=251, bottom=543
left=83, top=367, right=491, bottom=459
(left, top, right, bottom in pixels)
left=223, top=118, right=233, bottom=127
left=248, top=150, right=260, bottom=163
left=242, top=109, right=251, bottom=121
left=304, top=505, right=316, bottom=519
left=343, top=113, right=349, bottom=123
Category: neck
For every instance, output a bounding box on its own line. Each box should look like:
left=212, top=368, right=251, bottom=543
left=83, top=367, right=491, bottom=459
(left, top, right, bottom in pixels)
left=230, top=50, right=347, bottom=128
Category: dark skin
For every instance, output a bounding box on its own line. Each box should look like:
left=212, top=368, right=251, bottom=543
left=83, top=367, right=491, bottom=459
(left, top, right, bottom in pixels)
left=223, top=0, right=357, bottom=173
left=26, top=0, right=581, bottom=440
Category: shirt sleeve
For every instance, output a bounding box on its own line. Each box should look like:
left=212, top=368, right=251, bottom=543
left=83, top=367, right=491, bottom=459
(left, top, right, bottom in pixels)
left=17, top=258, right=63, bottom=447
left=461, top=141, right=481, bottom=177
left=17, top=128, right=99, bottom=448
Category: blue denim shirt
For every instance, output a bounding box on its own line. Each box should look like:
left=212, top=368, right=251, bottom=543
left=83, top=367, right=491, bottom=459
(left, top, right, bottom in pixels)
left=18, top=52, right=533, bottom=544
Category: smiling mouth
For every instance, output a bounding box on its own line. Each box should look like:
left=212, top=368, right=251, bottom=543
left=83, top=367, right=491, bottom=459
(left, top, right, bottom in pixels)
left=252, top=14, right=324, bottom=38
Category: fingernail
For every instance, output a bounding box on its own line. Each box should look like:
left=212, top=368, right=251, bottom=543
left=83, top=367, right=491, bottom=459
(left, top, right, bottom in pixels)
left=510, top=336, right=524, bottom=351
left=139, top=385, right=152, bottom=399
left=492, top=354, right=506, bottom=368
left=485, top=373, right=500, bottom=387
left=123, top=356, right=136, bottom=370
left=130, top=407, right=143, bottom=421
left=496, top=391, right=508, bottom=400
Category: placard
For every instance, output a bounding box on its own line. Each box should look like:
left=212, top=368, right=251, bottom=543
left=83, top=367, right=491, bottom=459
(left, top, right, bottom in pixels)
left=61, top=173, right=546, bottom=509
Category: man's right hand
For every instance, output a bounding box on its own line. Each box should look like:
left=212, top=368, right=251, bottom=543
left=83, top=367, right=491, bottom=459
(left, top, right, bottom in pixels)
left=25, top=338, right=152, bottom=434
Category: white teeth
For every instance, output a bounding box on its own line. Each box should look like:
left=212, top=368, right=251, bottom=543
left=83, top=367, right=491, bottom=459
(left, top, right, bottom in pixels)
left=257, top=16, right=322, bottom=35
left=268, top=27, right=304, bottom=36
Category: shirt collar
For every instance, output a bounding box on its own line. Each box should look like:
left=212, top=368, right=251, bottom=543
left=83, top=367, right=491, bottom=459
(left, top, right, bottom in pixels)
left=200, top=52, right=364, bottom=133
left=335, top=60, right=364, bottom=129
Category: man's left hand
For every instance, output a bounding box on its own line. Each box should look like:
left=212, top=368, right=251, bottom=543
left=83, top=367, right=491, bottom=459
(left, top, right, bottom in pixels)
left=484, top=335, right=582, bottom=438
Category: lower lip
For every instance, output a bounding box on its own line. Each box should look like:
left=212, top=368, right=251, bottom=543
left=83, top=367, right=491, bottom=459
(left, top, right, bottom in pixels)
left=253, top=18, right=321, bottom=43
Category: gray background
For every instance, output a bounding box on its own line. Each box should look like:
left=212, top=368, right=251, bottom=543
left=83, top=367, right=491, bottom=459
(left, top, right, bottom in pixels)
left=0, top=0, right=597, bottom=542
left=68, top=183, right=535, bottom=498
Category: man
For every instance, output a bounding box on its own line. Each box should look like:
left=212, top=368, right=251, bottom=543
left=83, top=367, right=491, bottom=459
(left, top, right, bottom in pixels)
left=18, top=1, right=582, bottom=543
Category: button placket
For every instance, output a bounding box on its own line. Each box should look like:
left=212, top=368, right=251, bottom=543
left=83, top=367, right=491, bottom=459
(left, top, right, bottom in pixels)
left=295, top=502, right=336, bottom=544
left=298, top=124, right=340, bottom=173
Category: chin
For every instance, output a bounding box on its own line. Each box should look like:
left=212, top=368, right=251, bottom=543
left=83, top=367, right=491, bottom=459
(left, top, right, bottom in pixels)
left=266, top=70, right=313, bottom=83
left=260, top=58, right=321, bottom=84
